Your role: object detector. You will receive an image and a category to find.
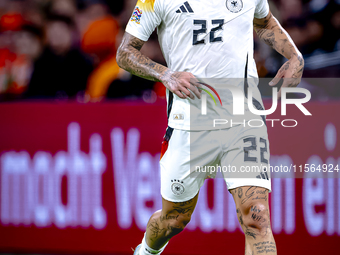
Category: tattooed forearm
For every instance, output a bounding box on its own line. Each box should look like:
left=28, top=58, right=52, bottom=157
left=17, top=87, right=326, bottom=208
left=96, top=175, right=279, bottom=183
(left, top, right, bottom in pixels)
left=116, top=32, right=169, bottom=82
left=254, top=12, right=302, bottom=61
left=291, top=53, right=304, bottom=78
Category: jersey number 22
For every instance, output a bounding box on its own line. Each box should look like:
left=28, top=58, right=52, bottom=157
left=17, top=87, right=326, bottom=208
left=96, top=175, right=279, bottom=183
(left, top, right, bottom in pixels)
left=193, top=19, right=224, bottom=45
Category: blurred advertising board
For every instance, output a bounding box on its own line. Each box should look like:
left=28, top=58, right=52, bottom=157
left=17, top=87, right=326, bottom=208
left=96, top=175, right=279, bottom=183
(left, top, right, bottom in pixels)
left=0, top=101, right=339, bottom=254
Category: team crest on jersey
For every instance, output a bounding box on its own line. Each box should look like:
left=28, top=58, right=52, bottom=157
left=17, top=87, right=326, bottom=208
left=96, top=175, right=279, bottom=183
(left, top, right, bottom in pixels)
left=131, top=6, right=143, bottom=24
left=226, top=0, right=243, bottom=13
left=171, top=179, right=185, bottom=195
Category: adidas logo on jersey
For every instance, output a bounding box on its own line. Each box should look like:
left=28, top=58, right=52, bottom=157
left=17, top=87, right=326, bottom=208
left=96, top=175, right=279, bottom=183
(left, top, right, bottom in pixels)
left=176, top=1, right=194, bottom=13
left=256, top=169, right=269, bottom=180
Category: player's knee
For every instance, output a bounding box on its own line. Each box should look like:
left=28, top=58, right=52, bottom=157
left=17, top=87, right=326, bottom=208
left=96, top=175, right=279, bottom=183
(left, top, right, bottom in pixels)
left=163, top=214, right=191, bottom=239
left=241, top=202, right=271, bottom=238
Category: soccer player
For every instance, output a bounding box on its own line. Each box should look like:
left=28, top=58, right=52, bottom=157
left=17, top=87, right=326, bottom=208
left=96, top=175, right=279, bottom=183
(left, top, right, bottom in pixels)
left=117, top=0, right=304, bottom=254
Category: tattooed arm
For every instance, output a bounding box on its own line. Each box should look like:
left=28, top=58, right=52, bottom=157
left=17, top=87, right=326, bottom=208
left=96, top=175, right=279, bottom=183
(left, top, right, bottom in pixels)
left=253, top=11, right=304, bottom=96
left=116, top=32, right=201, bottom=99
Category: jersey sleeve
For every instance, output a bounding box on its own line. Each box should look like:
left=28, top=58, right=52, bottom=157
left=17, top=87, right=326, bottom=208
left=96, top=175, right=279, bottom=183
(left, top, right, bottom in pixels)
left=125, top=0, right=162, bottom=42
left=254, top=0, right=269, bottom=19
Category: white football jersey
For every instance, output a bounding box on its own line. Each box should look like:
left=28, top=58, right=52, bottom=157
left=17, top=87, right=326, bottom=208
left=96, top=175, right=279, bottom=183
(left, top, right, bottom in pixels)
left=126, top=0, right=270, bottom=130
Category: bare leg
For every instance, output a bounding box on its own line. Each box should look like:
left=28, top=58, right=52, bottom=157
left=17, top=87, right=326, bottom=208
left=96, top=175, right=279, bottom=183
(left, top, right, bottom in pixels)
left=231, top=186, right=277, bottom=255
left=144, top=193, right=199, bottom=250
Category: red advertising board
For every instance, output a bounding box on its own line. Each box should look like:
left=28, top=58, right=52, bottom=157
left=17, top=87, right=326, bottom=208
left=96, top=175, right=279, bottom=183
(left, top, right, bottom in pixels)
left=0, top=100, right=339, bottom=254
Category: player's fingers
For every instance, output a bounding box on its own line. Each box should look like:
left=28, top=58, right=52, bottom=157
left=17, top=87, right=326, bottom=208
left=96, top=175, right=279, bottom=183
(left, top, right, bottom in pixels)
left=282, top=76, right=301, bottom=89
left=194, top=81, right=203, bottom=90
left=277, top=77, right=290, bottom=99
left=182, top=75, right=202, bottom=99
left=181, top=80, right=199, bottom=99
left=174, top=90, right=187, bottom=99
left=281, top=77, right=292, bottom=89
left=288, top=77, right=300, bottom=88
left=189, top=81, right=201, bottom=99
left=180, top=86, right=194, bottom=99
left=269, top=72, right=283, bottom=86
left=278, top=77, right=300, bottom=99
left=277, top=88, right=282, bottom=99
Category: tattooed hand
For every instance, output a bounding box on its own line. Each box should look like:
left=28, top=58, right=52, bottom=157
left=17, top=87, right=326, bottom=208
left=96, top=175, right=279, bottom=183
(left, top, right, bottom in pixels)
left=160, top=70, right=201, bottom=100
left=254, top=11, right=305, bottom=98
left=269, top=54, right=304, bottom=97
left=117, top=32, right=202, bottom=100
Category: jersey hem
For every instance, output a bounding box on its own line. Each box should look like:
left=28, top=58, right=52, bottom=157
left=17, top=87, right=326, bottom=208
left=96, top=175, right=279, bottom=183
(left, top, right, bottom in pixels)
left=254, top=6, right=269, bottom=19
left=125, top=27, right=149, bottom=42
left=161, top=190, right=200, bottom=203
